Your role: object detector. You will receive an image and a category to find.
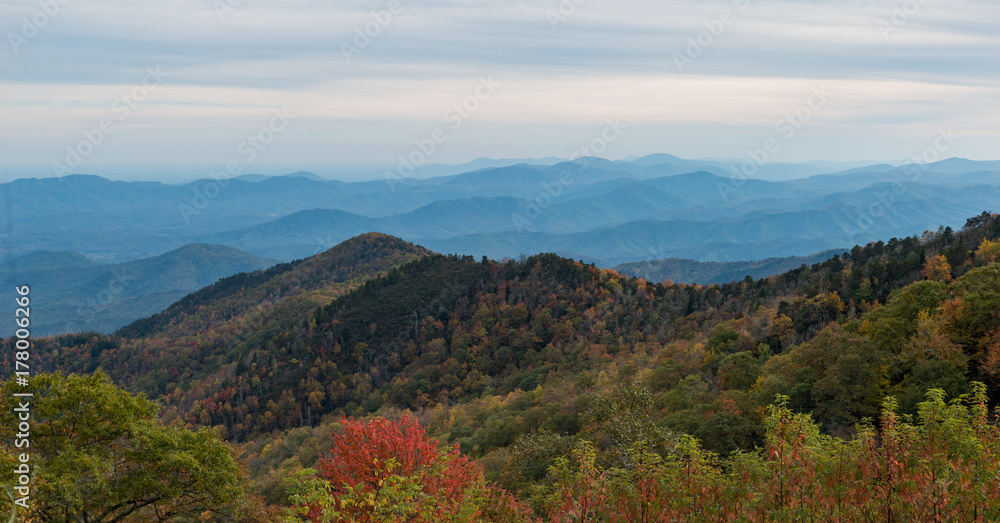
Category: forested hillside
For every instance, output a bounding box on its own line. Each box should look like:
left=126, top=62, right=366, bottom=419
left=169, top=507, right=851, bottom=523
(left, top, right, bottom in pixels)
left=4, top=212, right=1000, bottom=520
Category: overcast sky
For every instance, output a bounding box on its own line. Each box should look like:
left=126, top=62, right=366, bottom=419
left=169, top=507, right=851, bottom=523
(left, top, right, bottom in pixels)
left=1, top=0, right=998, bottom=180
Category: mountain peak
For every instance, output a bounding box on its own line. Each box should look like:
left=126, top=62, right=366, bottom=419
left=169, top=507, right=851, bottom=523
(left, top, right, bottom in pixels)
left=630, top=153, right=684, bottom=165
left=329, top=232, right=427, bottom=252
left=308, top=233, right=433, bottom=268
left=282, top=171, right=326, bottom=181
left=116, top=233, right=433, bottom=339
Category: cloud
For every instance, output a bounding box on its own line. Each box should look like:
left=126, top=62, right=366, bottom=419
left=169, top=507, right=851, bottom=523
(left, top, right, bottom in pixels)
left=1, top=0, right=997, bottom=173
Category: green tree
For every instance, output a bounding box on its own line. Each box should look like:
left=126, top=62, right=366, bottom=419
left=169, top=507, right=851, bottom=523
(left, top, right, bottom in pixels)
left=579, top=383, right=679, bottom=469
left=755, top=325, right=886, bottom=431
left=0, top=372, right=245, bottom=522
left=860, top=280, right=950, bottom=354
left=946, top=264, right=1000, bottom=358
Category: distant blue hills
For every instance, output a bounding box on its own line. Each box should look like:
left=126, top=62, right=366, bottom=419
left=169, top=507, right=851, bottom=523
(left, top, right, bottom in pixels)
left=3, top=154, right=997, bottom=335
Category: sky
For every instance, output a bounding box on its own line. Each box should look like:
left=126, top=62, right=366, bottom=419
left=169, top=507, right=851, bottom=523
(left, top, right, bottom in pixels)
left=1, top=0, right=998, bottom=181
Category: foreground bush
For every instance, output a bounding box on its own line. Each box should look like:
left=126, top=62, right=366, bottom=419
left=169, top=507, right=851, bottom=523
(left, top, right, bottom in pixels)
left=0, top=372, right=264, bottom=522
left=287, top=384, right=1000, bottom=522
left=540, top=383, right=1000, bottom=522
left=287, top=415, right=534, bottom=522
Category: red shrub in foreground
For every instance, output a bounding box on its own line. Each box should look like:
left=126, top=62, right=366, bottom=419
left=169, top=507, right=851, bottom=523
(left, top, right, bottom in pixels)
left=318, top=415, right=478, bottom=520
left=292, top=415, right=536, bottom=523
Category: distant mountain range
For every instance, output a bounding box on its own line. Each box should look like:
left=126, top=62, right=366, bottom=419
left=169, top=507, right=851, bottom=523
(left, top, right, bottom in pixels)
left=1, top=244, right=277, bottom=336
left=614, top=249, right=844, bottom=285
left=235, top=171, right=329, bottom=182
left=2, top=153, right=997, bottom=335
left=5, top=155, right=995, bottom=264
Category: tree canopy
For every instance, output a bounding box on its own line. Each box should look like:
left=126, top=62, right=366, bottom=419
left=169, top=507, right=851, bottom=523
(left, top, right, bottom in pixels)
left=0, top=372, right=252, bottom=522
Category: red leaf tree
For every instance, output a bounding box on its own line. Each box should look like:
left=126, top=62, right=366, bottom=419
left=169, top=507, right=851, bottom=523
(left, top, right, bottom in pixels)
left=294, top=415, right=488, bottom=522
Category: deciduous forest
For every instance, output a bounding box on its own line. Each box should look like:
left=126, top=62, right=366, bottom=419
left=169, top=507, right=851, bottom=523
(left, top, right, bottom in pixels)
left=4, top=213, right=1000, bottom=521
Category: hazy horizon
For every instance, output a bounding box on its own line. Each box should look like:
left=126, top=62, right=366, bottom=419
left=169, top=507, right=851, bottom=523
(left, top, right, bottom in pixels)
left=0, top=154, right=950, bottom=183
left=3, top=0, right=998, bottom=182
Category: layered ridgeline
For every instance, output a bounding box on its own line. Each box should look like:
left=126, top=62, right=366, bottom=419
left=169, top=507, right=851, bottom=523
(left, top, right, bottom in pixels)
left=5, top=157, right=999, bottom=265
left=5, top=238, right=846, bottom=339
left=10, top=158, right=999, bottom=338
left=6, top=213, right=1000, bottom=513
left=614, top=249, right=843, bottom=285
left=0, top=244, right=278, bottom=336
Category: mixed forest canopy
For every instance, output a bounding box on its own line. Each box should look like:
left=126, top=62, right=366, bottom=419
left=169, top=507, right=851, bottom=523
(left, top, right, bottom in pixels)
left=4, top=212, right=1000, bottom=521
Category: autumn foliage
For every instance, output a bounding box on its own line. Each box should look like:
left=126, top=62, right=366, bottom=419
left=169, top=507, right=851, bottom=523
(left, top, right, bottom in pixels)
left=10, top=212, right=1000, bottom=519
left=976, top=238, right=1000, bottom=265
left=285, top=386, right=1000, bottom=523
left=289, top=415, right=533, bottom=522
left=922, top=253, right=953, bottom=282
left=535, top=384, right=1000, bottom=522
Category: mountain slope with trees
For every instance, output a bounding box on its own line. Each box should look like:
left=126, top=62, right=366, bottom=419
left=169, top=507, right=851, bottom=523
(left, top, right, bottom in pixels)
left=5, top=212, right=1000, bottom=519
